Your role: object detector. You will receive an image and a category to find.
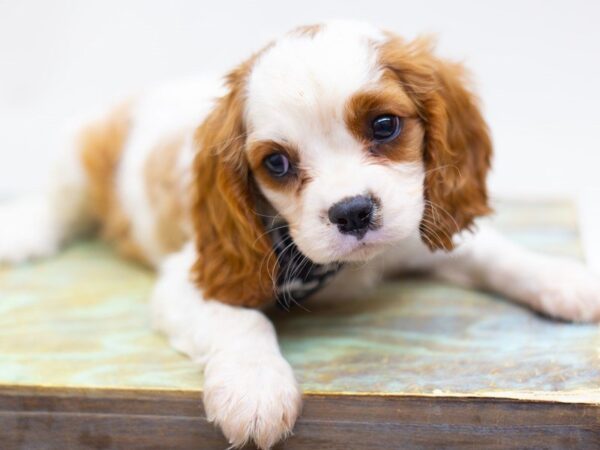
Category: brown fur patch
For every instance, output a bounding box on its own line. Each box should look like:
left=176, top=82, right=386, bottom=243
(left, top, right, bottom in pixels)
left=378, top=35, right=493, bottom=251
left=247, top=140, right=302, bottom=194
left=145, top=131, right=189, bottom=255
left=345, top=82, right=424, bottom=163
left=190, top=52, right=277, bottom=308
left=78, top=102, right=148, bottom=264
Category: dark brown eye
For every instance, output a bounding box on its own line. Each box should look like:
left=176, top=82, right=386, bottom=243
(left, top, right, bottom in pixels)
left=264, top=153, right=291, bottom=177
left=372, top=115, right=403, bottom=143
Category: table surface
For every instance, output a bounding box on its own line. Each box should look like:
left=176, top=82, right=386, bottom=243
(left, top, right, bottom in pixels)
left=0, top=199, right=599, bottom=404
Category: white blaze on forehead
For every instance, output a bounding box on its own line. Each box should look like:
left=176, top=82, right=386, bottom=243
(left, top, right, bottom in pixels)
left=244, top=20, right=384, bottom=144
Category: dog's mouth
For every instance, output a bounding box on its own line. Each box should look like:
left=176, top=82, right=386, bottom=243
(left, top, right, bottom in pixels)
left=332, top=235, right=387, bottom=262
left=266, top=218, right=392, bottom=308
left=289, top=222, right=390, bottom=266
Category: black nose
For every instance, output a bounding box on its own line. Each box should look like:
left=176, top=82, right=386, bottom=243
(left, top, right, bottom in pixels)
left=328, top=195, right=374, bottom=239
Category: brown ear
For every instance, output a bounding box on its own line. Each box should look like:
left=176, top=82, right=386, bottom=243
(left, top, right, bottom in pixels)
left=190, top=64, right=276, bottom=307
left=381, top=36, right=493, bottom=250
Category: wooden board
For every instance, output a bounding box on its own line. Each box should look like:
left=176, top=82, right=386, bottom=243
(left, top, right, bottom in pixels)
left=0, top=199, right=599, bottom=449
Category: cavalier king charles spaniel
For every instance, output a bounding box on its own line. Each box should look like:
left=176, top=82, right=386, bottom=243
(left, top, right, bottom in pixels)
left=2, top=20, right=599, bottom=449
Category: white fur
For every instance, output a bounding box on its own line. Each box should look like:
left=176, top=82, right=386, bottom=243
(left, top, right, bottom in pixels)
left=0, top=120, right=91, bottom=263
left=0, top=195, right=67, bottom=263
left=151, top=244, right=301, bottom=449
left=1, top=19, right=599, bottom=450
left=116, top=77, right=225, bottom=265
left=432, top=225, right=600, bottom=322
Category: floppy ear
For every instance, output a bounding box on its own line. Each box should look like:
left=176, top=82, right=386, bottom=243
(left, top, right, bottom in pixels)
left=381, top=36, right=493, bottom=250
left=190, top=64, right=276, bottom=307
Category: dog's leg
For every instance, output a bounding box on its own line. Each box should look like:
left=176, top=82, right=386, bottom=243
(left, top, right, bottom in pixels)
left=150, top=243, right=302, bottom=449
left=0, top=130, right=92, bottom=264
left=429, top=225, right=600, bottom=322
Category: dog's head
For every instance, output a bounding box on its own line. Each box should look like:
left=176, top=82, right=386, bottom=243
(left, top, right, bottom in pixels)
left=191, top=21, right=492, bottom=306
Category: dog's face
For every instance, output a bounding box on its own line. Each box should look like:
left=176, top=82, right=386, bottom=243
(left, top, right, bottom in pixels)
left=192, top=21, right=492, bottom=306
left=245, top=23, right=426, bottom=264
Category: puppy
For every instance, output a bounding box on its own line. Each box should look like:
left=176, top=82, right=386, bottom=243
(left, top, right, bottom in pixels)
left=1, top=20, right=599, bottom=449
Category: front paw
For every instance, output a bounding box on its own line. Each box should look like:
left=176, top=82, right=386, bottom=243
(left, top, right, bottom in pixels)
left=530, top=259, right=600, bottom=322
left=203, top=351, right=302, bottom=449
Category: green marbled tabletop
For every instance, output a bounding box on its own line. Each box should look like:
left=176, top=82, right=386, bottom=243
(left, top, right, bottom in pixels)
left=0, top=199, right=598, bottom=403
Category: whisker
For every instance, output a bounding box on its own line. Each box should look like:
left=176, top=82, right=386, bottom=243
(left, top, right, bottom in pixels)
left=295, top=256, right=316, bottom=312
left=257, top=230, right=296, bottom=294
left=420, top=230, right=436, bottom=249
left=257, top=246, right=277, bottom=294
left=421, top=216, right=453, bottom=241
left=424, top=199, right=441, bottom=225
left=282, top=248, right=304, bottom=302
left=269, top=239, right=297, bottom=294
left=422, top=164, right=462, bottom=178
left=419, top=220, right=448, bottom=249
left=250, top=209, right=283, bottom=220
left=252, top=223, right=288, bottom=246
left=424, top=200, right=461, bottom=235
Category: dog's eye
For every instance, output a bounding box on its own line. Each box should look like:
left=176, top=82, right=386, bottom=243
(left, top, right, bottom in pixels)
left=372, top=115, right=403, bottom=143
left=264, top=153, right=290, bottom=177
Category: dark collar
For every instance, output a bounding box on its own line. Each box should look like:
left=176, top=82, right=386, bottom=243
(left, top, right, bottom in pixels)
left=268, top=222, right=342, bottom=310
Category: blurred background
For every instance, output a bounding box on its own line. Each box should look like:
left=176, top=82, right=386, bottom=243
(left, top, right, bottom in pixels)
left=1, top=0, right=599, bottom=267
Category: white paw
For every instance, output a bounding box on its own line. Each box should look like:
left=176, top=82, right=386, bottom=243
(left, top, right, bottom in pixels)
left=203, top=351, right=302, bottom=449
left=0, top=197, right=61, bottom=264
left=529, top=258, right=600, bottom=322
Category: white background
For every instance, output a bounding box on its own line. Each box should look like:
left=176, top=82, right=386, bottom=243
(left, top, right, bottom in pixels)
left=1, top=0, right=599, bottom=267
